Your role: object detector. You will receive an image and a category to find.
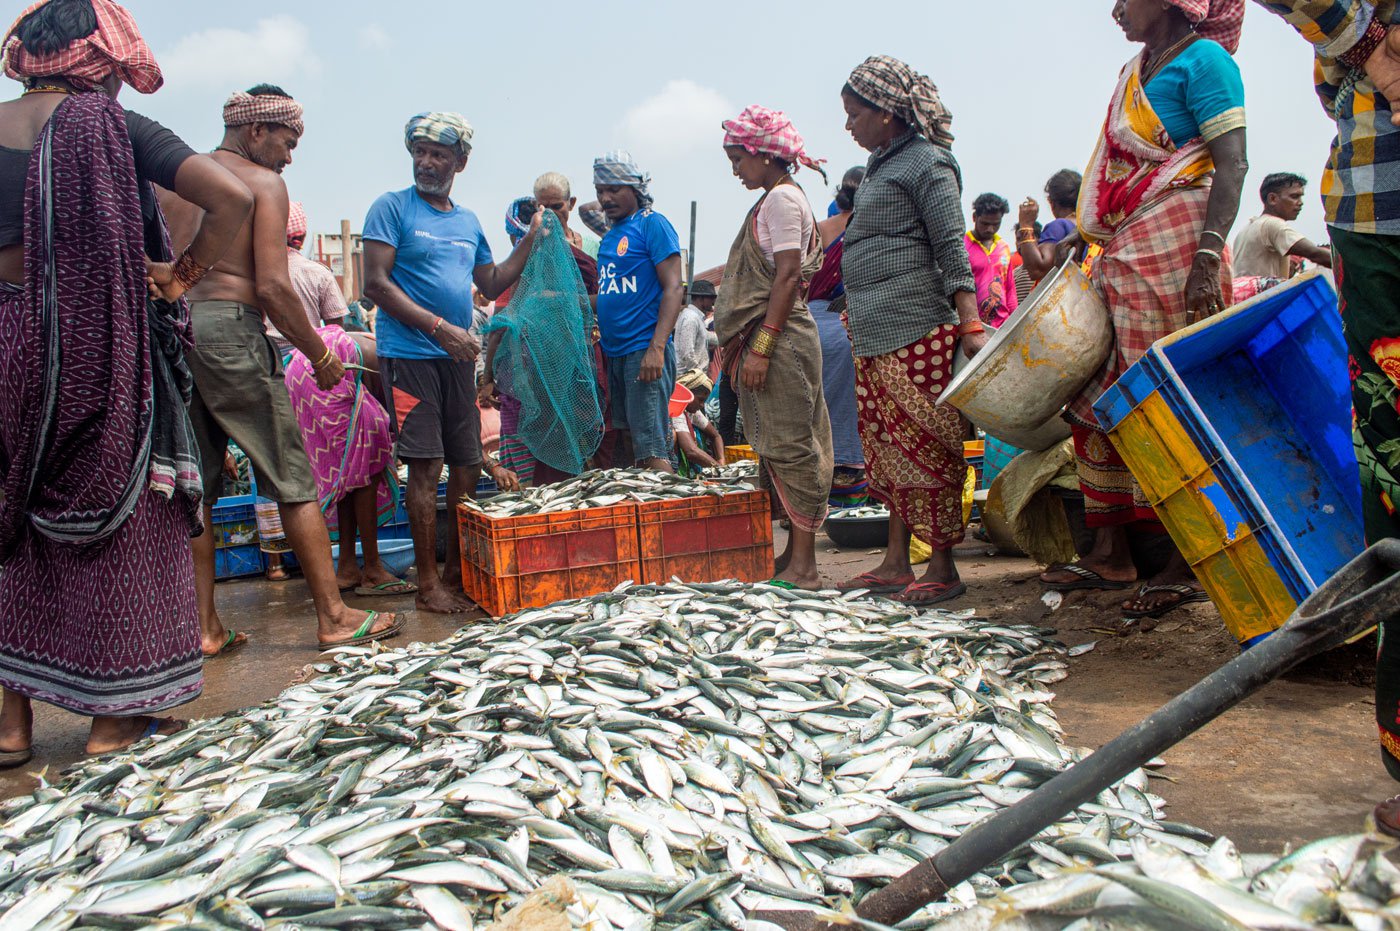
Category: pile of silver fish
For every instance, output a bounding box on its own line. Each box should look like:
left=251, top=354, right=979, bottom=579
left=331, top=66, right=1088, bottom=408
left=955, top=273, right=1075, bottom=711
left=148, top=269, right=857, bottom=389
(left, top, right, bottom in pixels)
left=828, top=505, right=890, bottom=521
left=703, top=461, right=760, bottom=481
left=461, top=468, right=754, bottom=517
left=0, top=580, right=1392, bottom=930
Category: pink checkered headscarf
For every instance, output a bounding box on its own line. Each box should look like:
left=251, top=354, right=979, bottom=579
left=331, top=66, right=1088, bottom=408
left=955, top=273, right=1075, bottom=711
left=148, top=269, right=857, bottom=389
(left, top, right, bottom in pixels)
left=287, top=201, right=307, bottom=246
left=722, top=105, right=827, bottom=181
left=3, top=0, right=162, bottom=93
left=1167, top=0, right=1245, bottom=54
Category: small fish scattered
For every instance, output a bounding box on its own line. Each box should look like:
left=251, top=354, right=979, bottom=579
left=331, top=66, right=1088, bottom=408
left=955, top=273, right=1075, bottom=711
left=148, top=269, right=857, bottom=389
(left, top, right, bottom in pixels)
left=827, top=505, right=891, bottom=520
left=702, top=460, right=760, bottom=481
left=0, top=580, right=1389, bottom=930
left=461, top=468, right=754, bottom=516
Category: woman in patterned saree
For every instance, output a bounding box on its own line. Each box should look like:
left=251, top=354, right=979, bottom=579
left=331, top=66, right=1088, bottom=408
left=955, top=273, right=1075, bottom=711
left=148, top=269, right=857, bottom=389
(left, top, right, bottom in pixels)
left=835, top=55, right=989, bottom=605
left=0, top=0, right=250, bottom=760
left=1040, top=0, right=1248, bottom=618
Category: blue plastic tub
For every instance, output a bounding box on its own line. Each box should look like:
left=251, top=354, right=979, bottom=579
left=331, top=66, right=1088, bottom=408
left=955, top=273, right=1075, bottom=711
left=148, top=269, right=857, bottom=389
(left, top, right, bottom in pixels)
left=1095, top=272, right=1363, bottom=603
left=214, top=543, right=264, bottom=580
left=331, top=538, right=415, bottom=578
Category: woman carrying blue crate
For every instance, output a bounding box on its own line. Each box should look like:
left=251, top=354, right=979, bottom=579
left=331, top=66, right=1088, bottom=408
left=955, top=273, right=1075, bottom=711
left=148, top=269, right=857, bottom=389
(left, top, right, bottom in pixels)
left=1039, top=0, right=1248, bottom=618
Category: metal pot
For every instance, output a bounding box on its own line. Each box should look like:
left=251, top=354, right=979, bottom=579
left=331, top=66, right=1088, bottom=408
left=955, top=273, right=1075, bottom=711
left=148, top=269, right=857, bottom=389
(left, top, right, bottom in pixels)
left=939, top=261, right=1110, bottom=451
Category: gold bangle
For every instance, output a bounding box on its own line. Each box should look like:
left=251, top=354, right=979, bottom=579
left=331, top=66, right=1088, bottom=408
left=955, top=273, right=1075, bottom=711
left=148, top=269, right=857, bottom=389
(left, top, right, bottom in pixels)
left=750, top=330, right=777, bottom=358
left=312, top=347, right=335, bottom=369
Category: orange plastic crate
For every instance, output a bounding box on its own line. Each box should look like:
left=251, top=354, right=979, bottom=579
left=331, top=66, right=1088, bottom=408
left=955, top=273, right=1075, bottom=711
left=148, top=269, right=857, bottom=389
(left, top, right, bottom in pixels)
left=723, top=445, right=759, bottom=465
left=458, top=502, right=641, bottom=617
left=636, top=491, right=774, bottom=585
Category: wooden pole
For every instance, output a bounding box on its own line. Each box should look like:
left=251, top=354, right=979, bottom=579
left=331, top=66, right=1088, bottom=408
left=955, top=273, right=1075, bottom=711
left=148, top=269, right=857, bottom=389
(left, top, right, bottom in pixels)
left=686, top=200, right=697, bottom=303
left=340, top=219, right=354, bottom=301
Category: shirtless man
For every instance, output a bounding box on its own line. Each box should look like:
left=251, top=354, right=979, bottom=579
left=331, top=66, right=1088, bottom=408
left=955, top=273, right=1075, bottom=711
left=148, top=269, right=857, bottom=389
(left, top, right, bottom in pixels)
left=159, top=84, right=400, bottom=652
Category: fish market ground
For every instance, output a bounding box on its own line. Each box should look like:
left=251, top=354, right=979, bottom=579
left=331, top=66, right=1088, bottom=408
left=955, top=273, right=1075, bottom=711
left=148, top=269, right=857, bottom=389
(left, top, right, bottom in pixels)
left=0, top=538, right=1387, bottom=855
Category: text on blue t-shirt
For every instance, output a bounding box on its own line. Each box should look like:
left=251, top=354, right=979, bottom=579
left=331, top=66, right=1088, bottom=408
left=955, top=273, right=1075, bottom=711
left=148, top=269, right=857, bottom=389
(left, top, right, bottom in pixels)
left=361, top=186, right=494, bottom=360
left=596, top=209, right=681, bottom=357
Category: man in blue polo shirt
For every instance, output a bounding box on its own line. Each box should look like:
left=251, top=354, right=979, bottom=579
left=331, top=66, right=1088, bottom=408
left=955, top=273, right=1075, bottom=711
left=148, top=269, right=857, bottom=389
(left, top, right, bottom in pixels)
left=593, top=150, right=684, bottom=471
left=362, top=112, right=536, bottom=614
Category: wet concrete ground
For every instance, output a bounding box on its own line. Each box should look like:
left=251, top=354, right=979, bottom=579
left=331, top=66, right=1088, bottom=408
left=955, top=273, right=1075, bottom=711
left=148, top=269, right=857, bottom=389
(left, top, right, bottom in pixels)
left=0, top=535, right=1390, bottom=856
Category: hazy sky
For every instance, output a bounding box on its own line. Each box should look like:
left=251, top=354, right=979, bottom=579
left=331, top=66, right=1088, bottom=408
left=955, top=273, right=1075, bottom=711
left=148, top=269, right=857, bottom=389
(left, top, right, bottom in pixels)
left=110, top=0, right=1335, bottom=274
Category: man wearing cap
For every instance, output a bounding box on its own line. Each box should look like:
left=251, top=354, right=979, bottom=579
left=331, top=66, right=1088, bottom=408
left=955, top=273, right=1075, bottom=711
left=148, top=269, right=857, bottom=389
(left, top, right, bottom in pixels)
left=160, top=84, right=400, bottom=652
left=676, top=280, right=716, bottom=374
left=362, top=112, right=538, bottom=614
left=593, top=150, right=684, bottom=472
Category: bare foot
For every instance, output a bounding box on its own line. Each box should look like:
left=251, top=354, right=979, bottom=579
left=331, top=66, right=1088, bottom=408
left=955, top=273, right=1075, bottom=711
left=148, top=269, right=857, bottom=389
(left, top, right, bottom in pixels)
left=0, top=691, right=32, bottom=754
left=335, top=566, right=362, bottom=592
left=417, top=586, right=473, bottom=615
left=318, top=607, right=400, bottom=645
left=86, top=716, right=185, bottom=755
left=266, top=564, right=291, bottom=582
left=201, top=629, right=248, bottom=658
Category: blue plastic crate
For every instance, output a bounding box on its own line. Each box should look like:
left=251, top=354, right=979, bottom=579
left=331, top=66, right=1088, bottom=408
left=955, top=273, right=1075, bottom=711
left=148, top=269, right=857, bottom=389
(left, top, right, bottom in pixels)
left=214, top=542, right=264, bottom=580
left=210, top=492, right=259, bottom=549
left=1095, top=272, right=1363, bottom=603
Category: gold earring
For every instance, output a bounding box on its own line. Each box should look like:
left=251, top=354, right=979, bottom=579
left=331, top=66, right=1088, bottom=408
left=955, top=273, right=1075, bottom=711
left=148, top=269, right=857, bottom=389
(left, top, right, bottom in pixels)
left=882, top=117, right=891, bottom=125
left=764, top=158, right=771, bottom=164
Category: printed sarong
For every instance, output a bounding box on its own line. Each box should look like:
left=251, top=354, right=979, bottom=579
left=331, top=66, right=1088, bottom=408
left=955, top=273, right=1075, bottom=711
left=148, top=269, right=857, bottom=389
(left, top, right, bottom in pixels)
left=854, top=326, right=967, bottom=549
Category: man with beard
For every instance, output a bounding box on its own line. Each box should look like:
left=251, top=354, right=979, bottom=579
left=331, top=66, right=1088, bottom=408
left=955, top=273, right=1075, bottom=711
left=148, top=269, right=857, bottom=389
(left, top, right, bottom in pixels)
left=161, top=84, right=401, bottom=653
left=362, top=112, right=537, bottom=614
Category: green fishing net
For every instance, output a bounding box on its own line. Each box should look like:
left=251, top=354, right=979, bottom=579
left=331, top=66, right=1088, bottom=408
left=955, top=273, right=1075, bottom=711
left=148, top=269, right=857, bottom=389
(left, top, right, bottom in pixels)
left=485, top=210, right=603, bottom=475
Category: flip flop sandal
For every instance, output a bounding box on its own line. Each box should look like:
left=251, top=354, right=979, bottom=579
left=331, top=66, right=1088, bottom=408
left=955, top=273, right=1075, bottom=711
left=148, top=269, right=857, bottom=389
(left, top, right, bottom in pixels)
left=1122, top=583, right=1211, bottom=619
left=318, top=611, right=403, bottom=651
left=1041, top=564, right=1132, bottom=592
left=0, top=747, right=32, bottom=769
left=354, top=578, right=420, bottom=597
left=203, top=629, right=247, bottom=659
left=896, top=580, right=968, bottom=606
left=1373, top=796, right=1400, bottom=839
left=763, top=579, right=799, bottom=590
left=837, top=571, right=916, bottom=594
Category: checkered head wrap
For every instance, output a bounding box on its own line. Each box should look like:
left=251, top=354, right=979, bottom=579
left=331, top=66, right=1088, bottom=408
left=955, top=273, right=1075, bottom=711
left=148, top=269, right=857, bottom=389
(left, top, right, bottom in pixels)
left=1166, top=0, right=1245, bottom=54
left=722, top=105, right=827, bottom=181
left=593, top=150, right=653, bottom=209
left=3, top=0, right=161, bottom=93
left=223, top=90, right=304, bottom=136
left=287, top=201, right=307, bottom=245
left=846, top=55, right=954, bottom=150
left=404, top=111, right=473, bottom=157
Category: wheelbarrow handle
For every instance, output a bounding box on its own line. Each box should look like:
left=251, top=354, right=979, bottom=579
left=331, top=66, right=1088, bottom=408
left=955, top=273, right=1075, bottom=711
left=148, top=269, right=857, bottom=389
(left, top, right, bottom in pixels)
left=755, top=539, right=1400, bottom=931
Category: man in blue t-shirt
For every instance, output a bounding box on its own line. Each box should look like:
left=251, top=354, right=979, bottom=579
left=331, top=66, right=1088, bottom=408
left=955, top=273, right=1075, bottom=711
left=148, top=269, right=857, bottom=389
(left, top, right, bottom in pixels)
left=362, top=112, right=536, bottom=614
left=592, top=150, right=684, bottom=471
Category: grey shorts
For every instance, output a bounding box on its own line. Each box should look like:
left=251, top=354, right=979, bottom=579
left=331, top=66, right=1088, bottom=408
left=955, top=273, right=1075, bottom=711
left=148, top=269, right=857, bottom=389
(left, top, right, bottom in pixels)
left=187, top=300, right=318, bottom=504
left=380, top=356, right=482, bottom=467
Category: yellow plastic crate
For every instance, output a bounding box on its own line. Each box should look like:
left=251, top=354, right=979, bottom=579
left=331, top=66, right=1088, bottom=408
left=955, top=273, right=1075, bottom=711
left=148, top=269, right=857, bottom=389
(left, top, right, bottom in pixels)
left=1108, top=392, right=1296, bottom=646
left=724, top=445, right=759, bottom=464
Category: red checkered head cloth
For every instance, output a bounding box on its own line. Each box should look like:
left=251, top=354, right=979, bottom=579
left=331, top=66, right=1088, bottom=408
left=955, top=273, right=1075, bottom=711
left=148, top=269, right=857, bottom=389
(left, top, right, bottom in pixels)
left=3, top=0, right=161, bottom=93
left=287, top=201, right=307, bottom=246
left=223, top=90, right=304, bottom=137
left=1167, top=0, right=1245, bottom=54
left=722, top=105, right=827, bottom=181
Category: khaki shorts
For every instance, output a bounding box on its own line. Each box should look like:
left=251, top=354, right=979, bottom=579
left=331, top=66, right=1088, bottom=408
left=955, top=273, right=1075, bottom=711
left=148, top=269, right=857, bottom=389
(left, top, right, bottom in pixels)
left=187, top=300, right=318, bottom=504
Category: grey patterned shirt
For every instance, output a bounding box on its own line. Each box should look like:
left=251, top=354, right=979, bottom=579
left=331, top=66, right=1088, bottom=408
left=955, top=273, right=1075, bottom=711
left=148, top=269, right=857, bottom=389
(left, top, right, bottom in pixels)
left=842, top=131, right=975, bottom=357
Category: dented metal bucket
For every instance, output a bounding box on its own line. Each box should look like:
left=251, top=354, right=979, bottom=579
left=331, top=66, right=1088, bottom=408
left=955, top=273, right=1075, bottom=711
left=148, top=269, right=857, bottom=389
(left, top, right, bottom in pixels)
left=939, top=261, right=1111, bottom=450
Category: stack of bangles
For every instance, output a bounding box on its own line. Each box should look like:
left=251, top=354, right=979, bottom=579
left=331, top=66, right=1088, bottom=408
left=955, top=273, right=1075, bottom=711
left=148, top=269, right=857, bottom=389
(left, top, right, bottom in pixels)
left=1015, top=226, right=1037, bottom=246
left=311, top=346, right=336, bottom=371
left=170, top=251, right=209, bottom=291
left=750, top=324, right=782, bottom=358
left=958, top=320, right=985, bottom=336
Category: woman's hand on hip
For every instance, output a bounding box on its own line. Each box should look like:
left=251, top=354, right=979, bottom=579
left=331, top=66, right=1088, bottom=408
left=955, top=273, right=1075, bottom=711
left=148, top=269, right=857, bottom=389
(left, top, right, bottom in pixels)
left=959, top=329, right=990, bottom=359
left=742, top=353, right=770, bottom=392
left=1184, top=252, right=1225, bottom=322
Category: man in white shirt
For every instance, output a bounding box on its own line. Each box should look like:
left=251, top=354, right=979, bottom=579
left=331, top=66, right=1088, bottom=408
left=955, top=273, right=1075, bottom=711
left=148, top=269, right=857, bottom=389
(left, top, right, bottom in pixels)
left=675, top=279, right=716, bottom=374
left=1232, top=173, right=1333, bottom=278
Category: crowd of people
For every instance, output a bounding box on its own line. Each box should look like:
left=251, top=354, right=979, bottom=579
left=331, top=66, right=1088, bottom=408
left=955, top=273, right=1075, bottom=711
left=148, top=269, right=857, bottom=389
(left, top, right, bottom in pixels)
left=0, top=0, right=1395, bottom=822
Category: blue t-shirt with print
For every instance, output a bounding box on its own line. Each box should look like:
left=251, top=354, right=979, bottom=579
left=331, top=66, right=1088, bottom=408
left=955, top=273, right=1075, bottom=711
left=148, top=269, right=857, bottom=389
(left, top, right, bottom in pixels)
left=362, top=187, right=494, bottom=359
left=596, top=209, right=681, bottom=357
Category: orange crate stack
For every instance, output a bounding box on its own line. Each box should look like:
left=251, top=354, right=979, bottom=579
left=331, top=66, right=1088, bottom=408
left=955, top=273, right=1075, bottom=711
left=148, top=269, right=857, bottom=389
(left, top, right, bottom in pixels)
left=723, top=445, right=759, bottom=465
left=458, top=502, right=641, bottom=617
left=636, top=490, right=774, bottom=584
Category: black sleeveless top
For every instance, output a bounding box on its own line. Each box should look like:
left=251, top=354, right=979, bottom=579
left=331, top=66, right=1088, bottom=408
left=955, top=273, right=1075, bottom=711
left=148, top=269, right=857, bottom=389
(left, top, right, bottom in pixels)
left=0, top=108, right=194, bottom=252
